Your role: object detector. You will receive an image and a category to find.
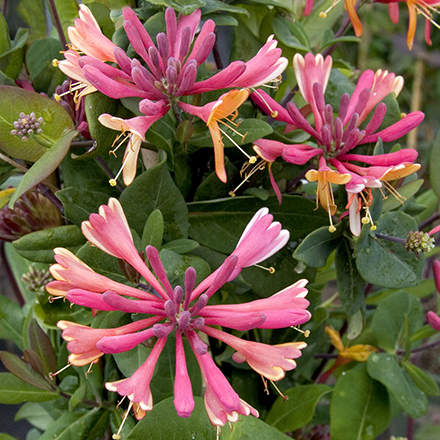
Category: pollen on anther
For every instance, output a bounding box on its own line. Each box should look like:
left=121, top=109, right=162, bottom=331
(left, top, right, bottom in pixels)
left=109, top=179, right=117, bottom=187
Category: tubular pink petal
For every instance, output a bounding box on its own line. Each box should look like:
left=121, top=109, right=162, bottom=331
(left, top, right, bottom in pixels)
left=102, top=291, right=165, bottom=315
left=174, top=332, right=194, bottom=417
left=339, top=149, right=419, bottom=166
left=251, top=90, right=294, bottom=123
left=66, top=289, right=119, bottom=311
left=427, top=311, right=440, bottom=331
left=97, top=327, right=157, bottom=353
left=202, top=311, right=267, bottom=331
left=282, top=145, right=323, bottom=165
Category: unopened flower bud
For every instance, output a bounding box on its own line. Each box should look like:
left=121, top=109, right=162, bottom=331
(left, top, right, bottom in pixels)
left=22, top=266, right=53, bottom=292
left=10, top=112, right=44, bottom=140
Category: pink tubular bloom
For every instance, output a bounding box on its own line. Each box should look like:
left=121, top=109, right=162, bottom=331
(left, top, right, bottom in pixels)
left=252, top=54, right=423, bottom=232
left=50, top=199, right=310, bottom=432
left=67, top=5, right=117, bottom=63
left=427, top=311, right=440, bottom=331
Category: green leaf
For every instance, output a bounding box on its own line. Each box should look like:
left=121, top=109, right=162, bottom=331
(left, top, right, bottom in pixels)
left=159, top=248, right=211, bottom=287
left=127, top=396, right=215, bottom=440
left=201, top=0, right=249, bottom=16
left=86, top=3, right=114, bottom=39
left=13, top=0, right=46, bottom=43
left=80, top=93, right=121, bottom=160
left=0, top=372, right=59, bottom=403
left=50, top=0, right=78, bottom=38
left=28, top=319, right=57, bottom=376
left=0, top=86, right=74, bottom=162
left=120, top=151, right=188, bottom=241
left=272, top=15, right=309, bottom=51
left=37, top=409, right=101, bottom=440
left=293, top=224, right=344, bottom=268
left=189, top=119, right=273, bottom=149
left=13, top=225, right=86, bottom=263
left=0, top=352, right=53, bottom=391
left=335, top=238, right=366, bottom=316
left=9, top=129, right=79, bottom=208
left=0, top=28, right=28, bottom=79
left=162, top=239, right=199, bottom=254
left=367, top=353, right=428, bottom=418
left=142, top=209, right=164, bottom=250
left=56, top=187, right=112, bottom=228
left=0, top=295, right=24, bottom=349
left=188, top=195, right=328, bottom=255
left=0, top=13, right=11, bottom=56
left=382, top=179, right=424, bottom=212
left=25, top=38, right=65, bottom=94
left=222, top=416, right=292, bottom=440
left=320, top=36, right=361, bottom=50
left=266, top=384, right=332, bottom=432
left=371, top=291, right=423, bottom=353
left=330, top=363, right=390, bottom=440
left=113, top=344, right=151, bottom=378
left=141, top=0, right=205, bottom=14
left=14, top=401, right=63, bottom=431
left=401, top=361, right=440, bottom=396
left=0, top=434, right=19, bottom=440
left=355, top=211, right=424, bottom=288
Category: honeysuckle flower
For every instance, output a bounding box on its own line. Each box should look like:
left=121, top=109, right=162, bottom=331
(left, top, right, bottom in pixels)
left=98, top=100, right=169, bottom=186
left=67, top=4, right=117, bottom=63
left=252, top=54, right=424, bottom=231
left=178, top=89, right=250, bottom=183
left=48, top=198, right=311, bottom=433
left=375, top=0, right=440, bottom=50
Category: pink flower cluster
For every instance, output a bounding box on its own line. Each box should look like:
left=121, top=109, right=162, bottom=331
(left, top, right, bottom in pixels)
left=57, top=5, right=287, bottom=185
left=251, top=53, right=423, bottom=235
left=47, top=199, right=311, bottom=432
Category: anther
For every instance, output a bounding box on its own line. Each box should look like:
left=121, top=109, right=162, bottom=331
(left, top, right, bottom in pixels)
left=253, top=263, right=275, bottom=274
left=49, top=363, right=71, bottom=379
left=293, top=326, right=310, bottom=337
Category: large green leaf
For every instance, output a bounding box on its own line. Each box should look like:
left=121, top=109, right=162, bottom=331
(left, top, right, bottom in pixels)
left=120, top=152, right=188, bottom=241
left=37, top=409, right=102, bottom=440
left=28, top=319, right=57, bottom=376
left=367, top=353, right=428, bottom=418
left=56, top=187, right=113, bottom=228
left=0, top=295, right=24, bottom=349
left=25, top=38, right=65, bottom=94
left=142, top=0, right=205, bottom=15
left=0, top=86, right=74, bottom=162
left=293, top=223, right=344, bottom=268
left=266, top=384, right=332, bottom=432
left=9, top=129, right=79, bottom=208
left=0, top=372, right=59, bottom=404
left=12, top=0, right=46, bottom=43
left=371, top=291, right=423, bottom=353
left=127, top=396, right=215, bottom=440
left=15, top=401, right=63, bottom=431
left=12, top=225, right=86, bottom=263
left=335, top=238, right=366, bottom=316
left=0, top=27, right=28, bottom=79
left=330, top=363, right=390, bottom=440
left=188, top=195, right=328, bottom=255
left=355, top=211, right=424, bottom=288
left=401, top=361, right=440, bottom=396
left=222, top=415, right=292, bottom=440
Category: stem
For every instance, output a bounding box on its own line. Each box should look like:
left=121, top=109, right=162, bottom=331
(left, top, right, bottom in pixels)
left=313, top=353, right=338, bottom=359
left=419, top=212, right=440, bottom=231
left=374, top=232, right=407, bottom=244
left=2, top=0, right=7, bottom=16
left=37, top=183, right=64, bottom=213
left=407, top=416, right=414, bottom=440
left=407, top=58, right=424, bottom=150
left=212, top=32, right=224, bottom=70
left=0, top=152, right=28, bottom=173
left=47, top=0, right=68, bottom=49
left=95, top=156, right=124, bottom=192
left=406, top=339, right=440, bottom=354
left=0, top=242, right=26, bottom=307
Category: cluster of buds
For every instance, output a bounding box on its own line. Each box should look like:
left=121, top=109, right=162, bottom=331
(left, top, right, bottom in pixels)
left=22, top=266, right=53, bottom=293
left=404, top=231, right=435, bottom=256
left=10, top=112, right=44, bottom=141
left=0, top=189, right=62, bottom=242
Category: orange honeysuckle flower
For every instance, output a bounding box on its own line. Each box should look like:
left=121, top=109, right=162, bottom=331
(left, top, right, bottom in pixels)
left=178, top=89, right=251, bottom=183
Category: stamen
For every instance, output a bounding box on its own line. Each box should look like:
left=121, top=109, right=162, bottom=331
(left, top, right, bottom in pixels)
left=218, top=126, right=253, bottom=161
left=383, top=181, right=407, bottom=203
left=113, top=400, right=133, bottom=439
left=292, top=326, right=310, bottom=337
left=116, top=396, right=126, bottom=410
left=48, top=295, right=65, bottom=303
left=250, top=88, right=279, bottom=118
left=85, top=362, right=94, bottom=378
left=229, top=158, right=266, bottom=196
left=417, top=7, right=440, bottom=31
left=253, top=263, right=275, bottom=274
left=261, top=376, right=269, bottom=395
left=216, top=425, right=222, bottom=440
left=270, top=380, right=288, bottom=401
left=320, top=0, right=342, bottom=18
left=49, top=363, right=71, bottom=379
left=109, top=151, right=132, bottom=187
